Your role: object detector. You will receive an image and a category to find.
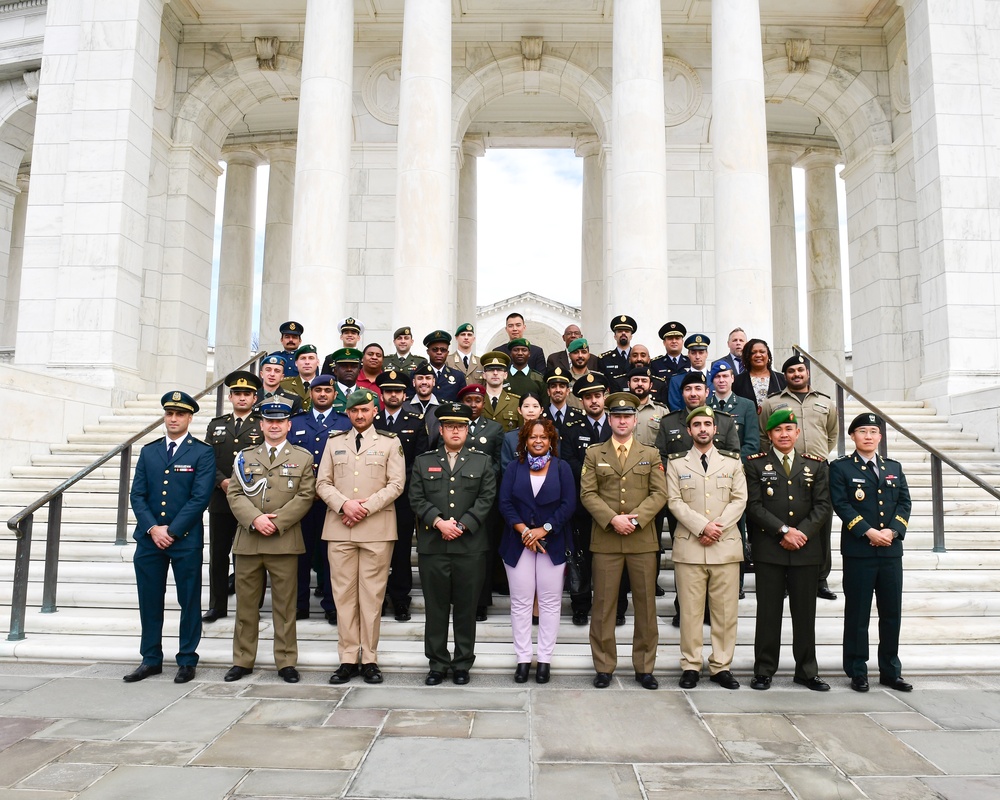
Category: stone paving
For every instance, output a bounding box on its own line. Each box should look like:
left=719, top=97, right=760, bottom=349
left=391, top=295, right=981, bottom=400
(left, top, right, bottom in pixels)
left=1, top=663, right=1000, bottom=799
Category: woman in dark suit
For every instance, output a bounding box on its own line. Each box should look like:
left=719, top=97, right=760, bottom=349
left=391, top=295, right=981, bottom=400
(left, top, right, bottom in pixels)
left=733, top=338, right=786, bottom=413
left=498, top=418, right=576, bottom=683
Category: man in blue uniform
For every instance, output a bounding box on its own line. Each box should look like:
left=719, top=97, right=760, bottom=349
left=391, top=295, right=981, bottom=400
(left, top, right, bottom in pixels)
left=599, top=314, right=637, bottom=386
left=650, top=321, right=690, bottom=383
left=666, top=334, right=712, bottom=411
left=830, top=412, right=912, bottom=693
left=423, top=329, right=467, bottom=402
left=125, top=391, right=215, bottom=684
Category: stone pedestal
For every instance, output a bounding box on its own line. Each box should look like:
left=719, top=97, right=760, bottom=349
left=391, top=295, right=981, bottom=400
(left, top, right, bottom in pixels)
left=768, top=145, right=800, bottom=356
left=609, top=0, right=668, bottom=340
left=260, top=146, right=296, bottom=344
left=393, top=0, right=454, bottom=332
left=577, top=136, right=605, bottom=343
left=215, top=151, right=260, bottom=379
left=457, top=138, right=483, bottom=329
left=289, top=0, right=353, bottom=332
left=712, top=0, right=773, bottom=344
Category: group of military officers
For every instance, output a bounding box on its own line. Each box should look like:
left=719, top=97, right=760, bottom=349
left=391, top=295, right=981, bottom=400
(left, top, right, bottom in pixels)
left=122, top=312, right=912, bottom=694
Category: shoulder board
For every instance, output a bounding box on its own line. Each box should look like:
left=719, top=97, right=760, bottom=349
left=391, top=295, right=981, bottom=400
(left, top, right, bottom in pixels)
left=803, top=453, right=826, bottom=462
left=648, top=401, right=669, bottom=411
left=329, top=430, right=349, bottom=437
left=746, top=452, right=767, bottom=460
left=600, top=349, right=615, bottom=357
left=811, top=389, right=831, bottom=399
left=238, top=443, right=258, bottom=453
left=504, top=391, right=521, bottom=400
left=379, top=430, right=398, bottom=439
left=832, top=454, right=851, bottom=462
left=668, top=451, right=686, bottom=460
left=208, top=414, right=229, bottom=424
left=585, top=441, right=603, bottom=449
left=714, top=409, right=734, bottom=419
left=718, top=449, right=741, bottom=460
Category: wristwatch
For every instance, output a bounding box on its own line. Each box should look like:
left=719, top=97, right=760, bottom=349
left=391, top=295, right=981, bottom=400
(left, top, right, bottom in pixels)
left=779, top=525, right=790, bottom=535
left=542, top=523, right=553, bottom=533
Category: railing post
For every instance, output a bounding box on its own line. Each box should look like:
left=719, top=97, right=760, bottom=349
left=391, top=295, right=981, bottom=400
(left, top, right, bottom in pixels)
left=41, top=495, right=62, bottom=613
left=836, top=385, right=845, bottom=457
left=116, top=445, right=132, bottom=546
left=930, top=454, right=946, bottom=553
left=6, top=514, right=32, bottom=641
left=216, top=383, right=224, bottom=417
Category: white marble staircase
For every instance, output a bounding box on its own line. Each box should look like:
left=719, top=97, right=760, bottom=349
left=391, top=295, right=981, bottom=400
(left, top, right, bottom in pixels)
left=2, top=395, right=1000, bottom=675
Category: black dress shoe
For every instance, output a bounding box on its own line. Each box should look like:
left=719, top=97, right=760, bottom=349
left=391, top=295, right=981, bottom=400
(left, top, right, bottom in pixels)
left=535, top=663, right=550, bottom=684
left=329, top=663, right=360, bottom=684
left=738, top=589, right=746, bottom=600
left=710, top=670, right=740, bottom=690
left=361, top=663, right=383, bottom=684
left=452, top=669, right=470, bottom=685
left=635, top=673, right=658, bottom=690
left=174, top=665, right=196, bottom=684
left=425, top=670, right=445, bottom=685
left=817, top=583, right=837, bottom=601
left=202, top=609, right=227, bottom=623
left=224, top=665, right=253, bottom=682
left=751, top=674, right=772, bottom=690
left=514, top=663, right=530, bottom=683
left=615, top=614, right=626, bottom=626
left=531, top=615, right=539, bottom=626
left=296, top=609, right=309, bottom=620
left=879, top=677, right=913, bottom=692
left=313, top=584, right=323, bottom=597
left=475, top=607, right=487, bottom=622
left=671, top=613, right=680, bottom=628
left=394, top=605, right=411, bottom=622
left=325, top=610, right=337, bottom=625
left=123, top=664, right=162, bottom=683
left=278, top=666, right=300, bottom=684
left=655, top=584, right=666, bottom=596
left=593, top=672, right=612, bottom=689
left=572, top=612, right=588, bottom=626
left=850, top=675, right=870, bottom=692
left=679, top=670, right=700, bottom=689
left=228, top=573, right=236, bottom=595
left=794, top=676, right=831, bottom=692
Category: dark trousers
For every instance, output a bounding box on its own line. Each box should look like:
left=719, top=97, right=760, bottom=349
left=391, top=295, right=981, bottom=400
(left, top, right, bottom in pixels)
left=753, top=561, right=821, bottom=679
left=842, top=556, right=903, bottom=680
left=386, top=498, right=416, bottom=607
left=419, top=551, right=486, bottom=672
left=297, top=501, right=334, bottom=614
left=207, top=511, right=237, bottom=614
left=819, top=515, right=833, bottom=584
left=570, top=512, right=594, bottom=615
left=477, top=505, right=505, bottom=609
left=133, top=534, right=202, bottom=667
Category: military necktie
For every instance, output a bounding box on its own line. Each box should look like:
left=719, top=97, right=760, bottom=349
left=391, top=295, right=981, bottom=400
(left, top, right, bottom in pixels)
left=167, top=441, right=176, bottom=461
left=463, top=355, right=469, bottom=370
left=356, top=432, right=363, bottom=453
left=701, top=452, right=709, bottom=473
left=869, top=459, right=879, bottom=480
left=234, top=417, right=242, bottom=435
left=555, top=410, right=563, bottom=426
left=491, top=396, right=498, bottom=410
left=783, top=454, right=791, bottom=477
left=618, top=444, right=627, bottom=469
left=316, top=413, right=325, bottom=426
left=269, top=446, right=277, bottom=463
left=593, top=421, right=601, bottom=439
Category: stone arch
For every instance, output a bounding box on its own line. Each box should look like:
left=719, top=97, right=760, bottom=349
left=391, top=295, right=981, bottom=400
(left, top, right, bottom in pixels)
left=761, top=56, right=892, bottom=163
left=0, top=82, right=35, bottom=185
left=172, top=53, right=304, bottom=157
left=452, top=54, right=611, bottom=146
left=477, top=293, right=581, bottom=358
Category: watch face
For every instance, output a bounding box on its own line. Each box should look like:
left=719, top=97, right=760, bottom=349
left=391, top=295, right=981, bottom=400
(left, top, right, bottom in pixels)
left=543, top=523, right=552, bottom=532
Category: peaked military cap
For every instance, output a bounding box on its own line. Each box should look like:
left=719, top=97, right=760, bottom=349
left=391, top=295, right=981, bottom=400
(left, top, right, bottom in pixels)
left=435, top=402, right=473, bottom=423
left=573, top=372, right=610, bottom=397
left=375, top=369, right=411, bottom=391
left=545, top=367, right=571, bottom=385
left=225, top=370, right=261, bottom=393
left=423, top=329, right=452, bottom=347
left=610, top=314, right=637, bottom=333
left=161, top=390, right=199, bottom=414
left=338, top=317, right=364, bottom=336
left=330, top=347, right=362, bottom=364
left=606, top=392, right=639, bottom=415
left=684, top=333, right=710, bottom=350
left=481, top=350, right=511, bottom=369
left=658, top=321, right=687, bottom=340
left=279, top=320, right=303, bottom=335
left=259, top=398, right=293, bottom=419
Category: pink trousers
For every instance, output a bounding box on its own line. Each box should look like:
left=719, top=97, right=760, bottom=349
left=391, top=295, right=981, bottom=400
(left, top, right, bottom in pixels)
left=504, top=549, right=566, bottom=662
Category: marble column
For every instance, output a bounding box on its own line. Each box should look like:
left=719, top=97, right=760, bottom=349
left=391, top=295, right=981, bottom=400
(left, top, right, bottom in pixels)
left=0, top=179, right=19, bottom=348
left=215, top=151, right=260, bottom=379
left=2, top=174, right=28, bottom=349
left=456, top=137, right=483, bottom=328
left=767, top=145, right=800, bottom=355
left=610, top=0, right=668, bottom=340
left=798, top=148, right=845, bottom=393
left=289, top=0, right=352, bottom=331
left=712, top=0, right=773, bottom=343
left=260, top=146, right=296, bottom=342
left=577, top=135, right=605, bottom=343
left=393, top=0, right=453, bottom=332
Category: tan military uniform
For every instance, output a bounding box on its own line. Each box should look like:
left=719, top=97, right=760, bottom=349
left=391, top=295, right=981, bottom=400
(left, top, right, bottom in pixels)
left=635, top=398, right=669, bottom=447
left=759, top=388, right=838, bottom=458
left=580, top=437, right=668, bottom=675
left=315, top=426, right=406, bottom=665
left=666, top=447, right=747, bottom=675
left=447, top=350, right=484, bottom=383
left=481, top=389, right=522, bottom=432
left=226, top=442, right=316, bottom=670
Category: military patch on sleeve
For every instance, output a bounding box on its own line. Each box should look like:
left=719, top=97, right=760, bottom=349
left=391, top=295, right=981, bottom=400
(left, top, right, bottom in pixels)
left=581, top=465, right=587, bottom=475
left=847, top=515, right=864, bottom=530
left=658, top=463, right=664, bottom=471
left=894, top=516, right=908, bottom=528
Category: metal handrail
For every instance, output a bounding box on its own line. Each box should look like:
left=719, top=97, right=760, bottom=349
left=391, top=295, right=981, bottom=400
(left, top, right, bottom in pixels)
left=795, top=345, right=1000, bottom=553
left=5, top=351, right=266, bottom=641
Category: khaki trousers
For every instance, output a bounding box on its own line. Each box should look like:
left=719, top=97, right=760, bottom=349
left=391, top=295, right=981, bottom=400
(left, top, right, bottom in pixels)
left=590, top=551, right=658, bottom=674
left=328, top=540, right=393, bottom=664
left=233, top=552, right=298, bottom=670
left=675, top=561, right=739, bottom=674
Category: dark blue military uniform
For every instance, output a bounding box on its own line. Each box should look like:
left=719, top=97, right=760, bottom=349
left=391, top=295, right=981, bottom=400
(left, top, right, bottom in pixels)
left=130, top=426, right=215, bottom=669
left=830, top=450, right=910, bottom=683
left=432, top=364, right=467, bottom=402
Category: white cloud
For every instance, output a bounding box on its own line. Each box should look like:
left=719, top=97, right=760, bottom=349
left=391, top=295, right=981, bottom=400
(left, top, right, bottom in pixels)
left=477, top=149, right=583, bottom=307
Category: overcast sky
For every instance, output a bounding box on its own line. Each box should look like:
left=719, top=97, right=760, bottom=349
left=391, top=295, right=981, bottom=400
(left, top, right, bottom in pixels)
left=209, top=150, right=850, bottom=350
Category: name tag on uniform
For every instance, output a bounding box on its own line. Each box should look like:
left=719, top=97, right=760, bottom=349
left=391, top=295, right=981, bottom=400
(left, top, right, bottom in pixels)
left=851, top=478, right=866, bottom=484
left=294, top=430, right=306, bottom=435
left=680, top=474, right=692, bottom=480
left=173, top=465, right=194, bottom=472
left=213, top=426, right=226, bottom=433
left=427, top=466, right=442, bottom=473
left=334, top=450, right=347, bottom=455
left=597, top=462, right=611, bottom=467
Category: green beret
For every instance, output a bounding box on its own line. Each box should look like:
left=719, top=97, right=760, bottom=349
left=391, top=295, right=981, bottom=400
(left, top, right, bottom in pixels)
left=345, top=389, right=376, bottom=410
left=294, top=344, right=317, bottom=358
left=455, top=322, right=474, bottom=335
left=685, top=406, right=714, bottom=425
left=567, top=338, right=588, bottom=354
left=766, top=408, right=798, bottom=431
left=508, top=337, right=530, bottom=349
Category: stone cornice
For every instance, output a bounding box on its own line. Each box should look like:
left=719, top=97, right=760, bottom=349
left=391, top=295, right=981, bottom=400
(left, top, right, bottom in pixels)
left=0, top=0, right=45, bottom=17
left=478, top=292, right=580, bottom=319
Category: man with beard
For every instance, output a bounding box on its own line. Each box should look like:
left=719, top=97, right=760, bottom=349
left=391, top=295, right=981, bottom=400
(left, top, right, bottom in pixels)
left=375, top=369, right=429, bottom=621
left=547, top=323, right=600, bottom=373
left=423, top=329, right=467, bottom=402
left=479, top=351, right=522, bottom=432
left=404, top=362, right=443, bottom=446
left=599, top=314, right=637, bottom=386
left=760, top=354, right=839, bottom=601
left=268, top=320, right=303, bottom=377
left=666, top=334, right=712, bottom=411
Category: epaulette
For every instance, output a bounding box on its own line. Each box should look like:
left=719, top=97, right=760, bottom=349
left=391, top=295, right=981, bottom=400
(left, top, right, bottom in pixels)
left=600, top=349, right=615, bottom=357
left=746, top=452, right=767, bottom=460
left=718, top=449, right=741, bottom=460
left=713, top=408, right=734, bottom=419
left=564, top=417, right=585, bottom=428
left=668, top=451, right=686, bottom=460
left=329, top=429, right=349, bottom=437
left=833, top=454, right=851, bottom=462
left=803, top=453, right=826, bottom=462
left=379, top=430, right=398, bottom=438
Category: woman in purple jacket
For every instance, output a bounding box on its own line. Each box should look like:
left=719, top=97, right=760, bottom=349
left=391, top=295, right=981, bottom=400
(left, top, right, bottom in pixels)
left=498, top=418, right=576, bottom=683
